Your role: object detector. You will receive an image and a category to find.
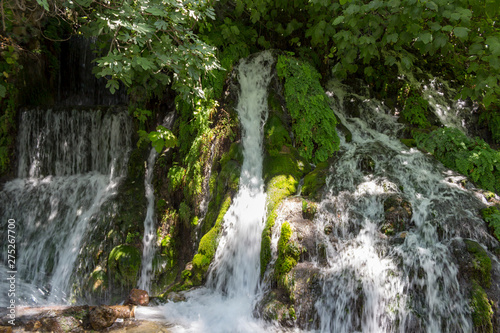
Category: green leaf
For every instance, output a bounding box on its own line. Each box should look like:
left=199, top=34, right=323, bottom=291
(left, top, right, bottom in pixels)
left=333, top=16, right=344, bottom=25
left=453, top=27, right=470, bottom=41
left=145, top=7, right=166, bottom=16
left=401, top=56, right=412, bottom=69
left=106, top=79, right=119, bottom=94
left=230, top=25, right=240, bottom=35
left=35, top=0, right=49, bottom=11
left=486, top=0, right=500, bottom=19
left=483, top=93, right=496, bottom=108
left=433, top=33, right=447, bottom=49
left=152, top=139, right=164, bottom=153
left=418, top=32, right=433, bottom=44
left=386, top=33, right=398, bottom=44
left=364, top=66, right=374, bottom=76
left=384, top=55, right=396, bottom=66
left=426, top=1, right=438, bottom=11
left=486, top=36, right=500, bottom=56
left=0, top=84, right=6, bottom=98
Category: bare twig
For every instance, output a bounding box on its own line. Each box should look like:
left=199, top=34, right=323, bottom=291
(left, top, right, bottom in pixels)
left=1, top=0, right=6, bottom=32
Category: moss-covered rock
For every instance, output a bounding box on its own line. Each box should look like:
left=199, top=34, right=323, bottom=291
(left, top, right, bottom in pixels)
left=108, top=245, right=141, bottom=288
left=301, top=199, right=317, bottom=220
left=380, top=195, right=413, bottom=236
left=301, top=161, right=330, bottom=201
left=465, top=239, right=492, bottom=289
left=471, top=280, right=494, bottom=333
left=190, top=195, right=232, bottom=285
left=275, top=222, right=301, bottom=290
left=260, top=101, right=311, bottom=277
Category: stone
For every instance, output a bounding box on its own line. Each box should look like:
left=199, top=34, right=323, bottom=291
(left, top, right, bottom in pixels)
left=89, top=306, right=117, bottom=330
left=381, top=195, right=413, bottom=236
left=109, top=305, right=136, bottom=318
left=0, top=327, right=12, bottom=333
left=39, top=316, right=83, bottom=333
left=126, top=288, right=150, bottom=306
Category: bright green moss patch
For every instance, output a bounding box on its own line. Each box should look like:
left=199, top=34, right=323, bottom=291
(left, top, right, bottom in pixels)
left=481, top=206, right=500, bottom=242
left=275, top=222, right=301, bottom=288
left=465, top=239, right=492, bottom=288
left=471, top=281, right=494, bottom=333
left=108, top=245, right=141, bottom=287
left=191, top=195, right=232, bottom=283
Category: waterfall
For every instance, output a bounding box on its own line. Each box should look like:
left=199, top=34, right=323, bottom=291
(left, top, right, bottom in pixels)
left=312, top=80, right=484, bottom=332
left=0, top=107, right=132, bottom=305
left=137, top=51, right=275, bottom=332
left=138, top=112, right=176, bottom=292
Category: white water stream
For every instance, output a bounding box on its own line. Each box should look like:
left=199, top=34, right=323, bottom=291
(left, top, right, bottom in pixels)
left=0, top=108, right=132, bottom=305
left=311, top=80, right=490, bottom=332
left=137, top=51, right=275, bottom=333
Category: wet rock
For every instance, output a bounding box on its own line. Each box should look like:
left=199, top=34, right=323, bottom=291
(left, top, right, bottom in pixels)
left=89, top=306, right=117, bottom=330
left=126, top=289, right=150, bottom=306
left=358, top=155, right=375, bottom=174
left=109, top=305, right=135, bottom=318
left=0, top=326, right=12, bottom=333
left=25, top=316, right=83, bottom=333
left=257, top=291, right=295, bottom=328
left=380, top=195, right=412, bottom=236
left=290, top=263, right=321, bottom=329
left=324, top=225, right=333, bottom=235
left=164, top=291, right=187, bottom=303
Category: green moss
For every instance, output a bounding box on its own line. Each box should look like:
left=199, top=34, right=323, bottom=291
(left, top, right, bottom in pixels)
left=471, top=281, right=494, bottom=333
left=275, top=222, right=300, bottom=289
left=465, top=239, right=492, bottom=288
left=400, top=138, right=417, bottom=148
left=108, top=245, right=141, bottom=287
left=301, top=161, right=330, bottom=200
left=260, top=114, right=311, bottom=277
left=276, top=55, right=340, bottom=164
left=264, top=114, right=291, bottom=156
left=481, top=206, right=500, bottom=242
left=190, top=195, right=232, bottom=285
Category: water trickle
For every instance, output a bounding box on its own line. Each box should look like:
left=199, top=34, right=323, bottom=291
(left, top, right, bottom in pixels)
left=141, top=51, right=275, bottom=333
left=138, top=112, right=176, bottom=292
left=0, top=108, right=132, bottom=305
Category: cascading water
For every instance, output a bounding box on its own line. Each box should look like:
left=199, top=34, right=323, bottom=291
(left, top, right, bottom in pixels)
left=138, top=112, right=176, bottom=292
left=137, top=51, right=275, bottom=332
left=0, top=107, right=132, bottom=305
left=311, top=80, right=493, bottom=332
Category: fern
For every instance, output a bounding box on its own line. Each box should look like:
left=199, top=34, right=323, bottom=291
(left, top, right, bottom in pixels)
left=481, top=206, right=500, bottom=242
left=416, top=127, right=500, bottom=193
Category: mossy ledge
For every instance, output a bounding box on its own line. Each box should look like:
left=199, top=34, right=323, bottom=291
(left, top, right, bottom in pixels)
left=260, top=89, right=311, bottom=277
